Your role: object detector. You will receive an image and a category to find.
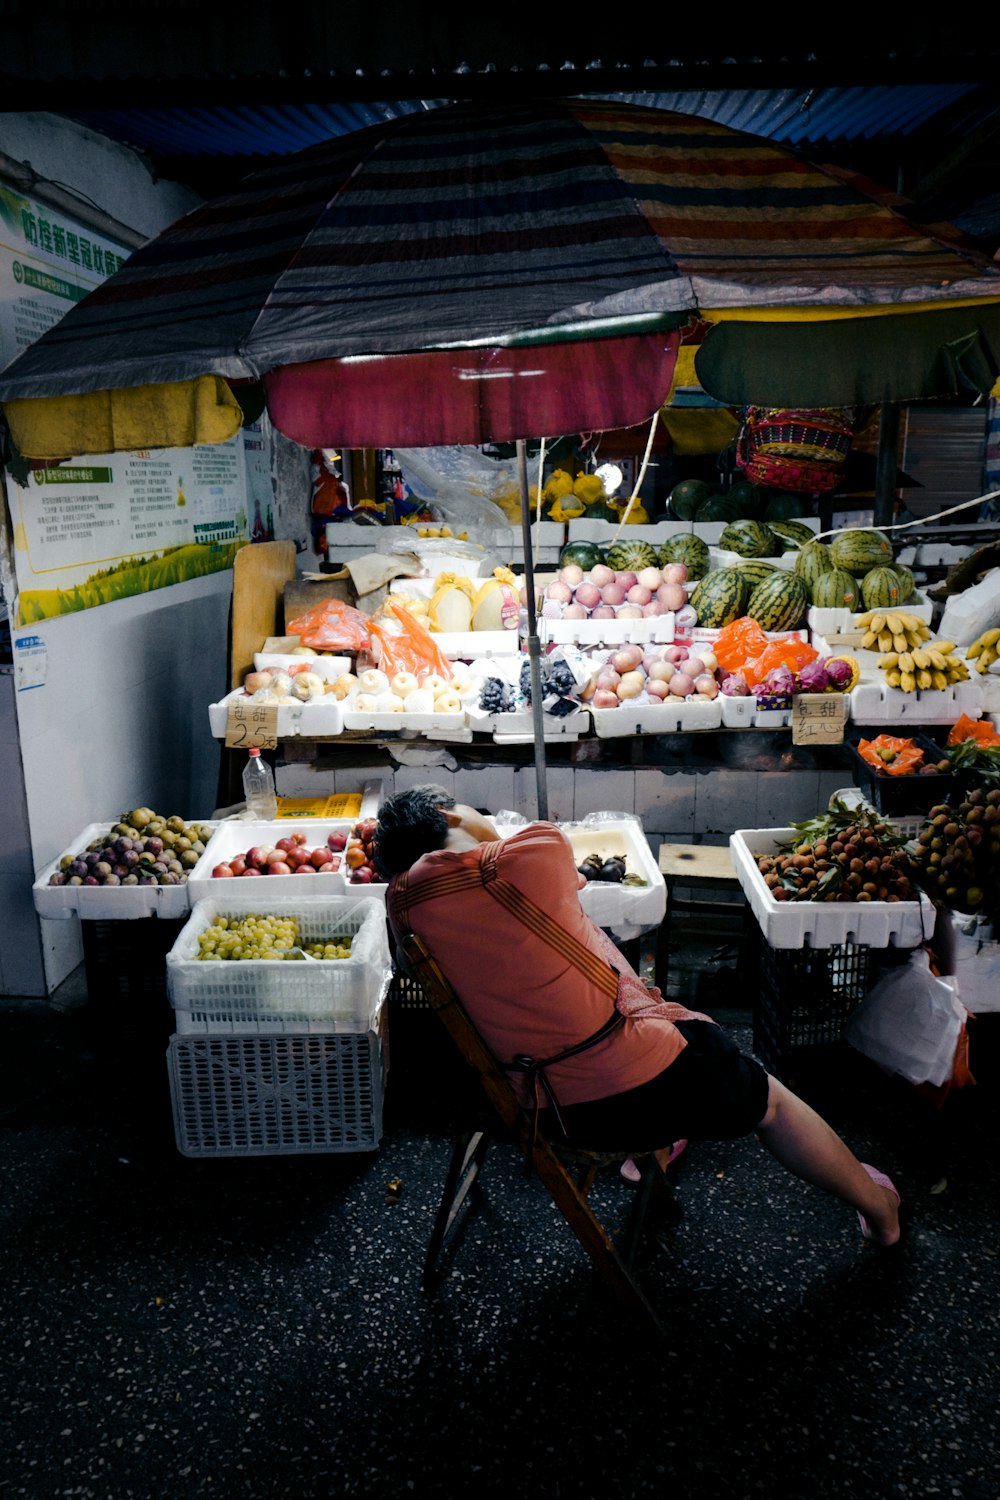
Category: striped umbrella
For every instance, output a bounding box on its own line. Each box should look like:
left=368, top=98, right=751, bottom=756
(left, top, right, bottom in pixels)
left=4, top=97, right=1000, bottom=456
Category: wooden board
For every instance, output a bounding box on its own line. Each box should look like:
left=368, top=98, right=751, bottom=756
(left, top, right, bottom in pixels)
left=230, top=540, right=296, bottom=691
left=658, top=842, right=740, bottom=888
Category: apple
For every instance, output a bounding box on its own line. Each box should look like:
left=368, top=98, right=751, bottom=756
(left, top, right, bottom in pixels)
left=229, top=856, right=247, bottom=876
left=211, top=862, right=234, bottom=879
left=646, top=677, right=670, bottom=699
left=592, top=688, right=620, bottom=709
left=600, top=582, right=626, bottom=607
left=669, top=673, right=695, bottom=697
left=574, top=581, right=602, bottom=611
left=637, top=566, right=662, bottom=591
left=246, top=846, right=269, bottom=869
left=351, top=867, right=374, bottom=884
left=294, top=862, right=316, bottom=873
left=267, top=861, right=292, bottom=875
left=626, top=584, right=652, bottom=606
left=656, top=582, right=687, bottom=611
left=327, top=831, right=348, bottom=852
left=611, top=644, right=644, bottom=673
left=615, top=571, right=638, bottom=590
left=559, top=563, right=584, bottom=588
left=591, top=605, right=616, bottom=619
left=310, top=847, right=332, bottom=869
left=590, top=563, right=616, bottom=588
left=616, top=670, right=646, bottom=700
left=663, top=562, right=688, bottom=585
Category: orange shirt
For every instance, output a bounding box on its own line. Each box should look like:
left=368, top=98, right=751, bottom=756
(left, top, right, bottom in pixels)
left=388, top=822, right=689, bottom=1107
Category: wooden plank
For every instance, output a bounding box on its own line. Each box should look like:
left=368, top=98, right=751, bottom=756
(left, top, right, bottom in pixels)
left=230, top=540, right=297, bottom=691
left=658, top=842, right=739, bottom=887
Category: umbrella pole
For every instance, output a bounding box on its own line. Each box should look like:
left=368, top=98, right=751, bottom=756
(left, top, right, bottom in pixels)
left=516, top=438, right=550, bottom=821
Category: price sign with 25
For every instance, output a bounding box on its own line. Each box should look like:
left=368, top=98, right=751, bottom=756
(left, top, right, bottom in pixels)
left=225, top=699, right=279, bottom=750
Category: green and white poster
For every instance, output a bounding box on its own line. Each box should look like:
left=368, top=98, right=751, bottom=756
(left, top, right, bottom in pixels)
left=0, top=182, right=253, bottom=625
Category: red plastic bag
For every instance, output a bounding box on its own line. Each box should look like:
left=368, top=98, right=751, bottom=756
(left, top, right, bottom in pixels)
left=368, top=600, right=453, bottom=682
left=285, top=597, right=372, bottom=653
left=947, top=712, right=1000, bottom=748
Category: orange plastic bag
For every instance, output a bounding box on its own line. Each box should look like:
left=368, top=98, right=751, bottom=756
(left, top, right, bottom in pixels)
left=285, top=597, right=372, bottom=652
left=368, top=599, right=453, bottom=682
left=742, top=636, right=819, bottom=688
left=713, top=617, right=768, bottom=672
left=857, top=735, right=925, bottom=777
left=947, top=712, right=1000, bottom=748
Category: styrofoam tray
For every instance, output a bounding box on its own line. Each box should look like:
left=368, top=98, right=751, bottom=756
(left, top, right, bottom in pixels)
left=589, top=697, right=722, bottom=736
left=720, top=694, right=756, bottom=727
left=209, top=689, right=344, bottom=738
left=566, top=521, right=665, bottom=547
left=340, top=704, right=470, bottom=738
left=848, top=679, right=983, bottom=724
left=185, top=818, right=355, bottom=904
left=564, top=820, right=666, bottom=942
left=539, top=615, right=675, bottom=647
left=166, top=893, right=391, bottom=1032
left=33, top=820, right=219, bottom=920
left=730, top=827, right=935, bottom=950
left=252, top=652, right=352, bottom=681
left=806, top=592, right=933, bottom=638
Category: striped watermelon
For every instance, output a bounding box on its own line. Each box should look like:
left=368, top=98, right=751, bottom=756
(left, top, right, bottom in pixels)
left=793, top=540, right=834, bottom=589
left=860, top=566, right=902, bottom=611
left=810, top=568, right=862, bottom=611
left=829, top=528, right=894, bottom=576
left=769, top=519, right=817, bottom=550
left=605, top=538, right=658, bottom=572
left=689, top=568, right=751, bottom=628
left=746, top=572, right=809, bottom=632
left=657, top=533, right=710, bottom=580
left=894, top=563, right=916, bottom=602
left=718, top=519, right=780, bottom=558
left=736, top=560, right=781, bottom=591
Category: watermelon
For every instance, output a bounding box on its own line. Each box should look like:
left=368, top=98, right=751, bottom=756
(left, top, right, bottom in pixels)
left=605, top=537, right=659, bottom=572
left=860, top=566, right=902, bottom=611
left=585, top=501, right=621, bottom=522
left=718, top=519, right=780, bottom=558
left=829, top=528, right=894, bottom=576
left=894, top=563, right=916, bottom=603
left=810, top=568, right=862, bottom=611
left=768, top=519, right=817, bottom=550
left=668, top=479, right=714, bottom=521
left=746, top=572, right=809, bottom=632
left=764, top=491, right=812, bottom=521
left=793, top=540, right=834, bottom=589
left=696, top=493, right=744, bottom=523
left=727, top=480, right=768, bottom=518
left=559, top=541, right=604, bottom=572
left=689, top=569, right=751, bottom=628
left=736, top=560, right=781, bottom=591
left=658, top=533, right=710, bottom=580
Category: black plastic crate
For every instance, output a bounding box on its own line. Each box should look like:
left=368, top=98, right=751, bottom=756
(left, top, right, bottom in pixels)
left=386, top=965, right=430, bottom=1010
left=847, top=733, right=955, bottom=816
left=751, top=928, right=880, bottom=1078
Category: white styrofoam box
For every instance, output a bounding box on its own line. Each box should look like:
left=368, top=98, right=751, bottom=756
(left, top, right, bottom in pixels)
left=848, top=679, right=983, bottom=724
left=720, top=695, right=756, bottom=727
left=340, top=704, right=471, bottom=739
left=325, top=522, right=408, bottom=557
left=33, top=820, right=218, bottom=920
left=589, top=697, right=723, bottom=737
left=730, top=827, right=935, bottom=950
left=563, top=818, right=666, bottom=943
left=936, top=910, right=1000, bottom=1015
left=432, top=630, right=519, bottom=659
left=253, top=652, right=352, bottom=681
left=806, top=592, right=933, bottom=639
left=690, top=627, right=808, bottom=646
left=185, top=818, right=355, bottom=904
left=566, top=521, right=664, bottom=547
left=754, top=707, right=793, bottom=728
left=539, top=614, right=675, bottom=647
left=504, top=521, right=565, bottom=560
left=209, top=689, right=344, bottom=739
left=168, top=1026, right=386, bottom=1156
left=468, top=705, right=589, bottom=741
left=808, top=635, right=882, bottom=671
left=167, top=894, right=391, bottom=1033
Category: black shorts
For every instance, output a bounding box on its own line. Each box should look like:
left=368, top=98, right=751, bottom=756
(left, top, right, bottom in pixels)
left=555, top=1021, right=771, bottom=1153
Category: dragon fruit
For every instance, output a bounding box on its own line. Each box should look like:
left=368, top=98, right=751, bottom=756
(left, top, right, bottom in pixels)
left=797, top=660, right=831, bottom=694
left=719, top=672, right=750, bottom=697
left=823, top=656, right=855, bottom=691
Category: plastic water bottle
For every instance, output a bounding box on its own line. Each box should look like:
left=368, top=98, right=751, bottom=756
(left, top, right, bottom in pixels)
left=242, top=747, right=277, bottom=819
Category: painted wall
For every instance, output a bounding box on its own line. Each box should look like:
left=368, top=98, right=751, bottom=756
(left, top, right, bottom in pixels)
left=0, top=114, right=229, bottom=995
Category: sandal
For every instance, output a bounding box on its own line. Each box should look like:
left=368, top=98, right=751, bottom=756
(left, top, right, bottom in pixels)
left=857, top=1162, right=902, bottom=1246
left=620, top=1139, right=688, bottom=1185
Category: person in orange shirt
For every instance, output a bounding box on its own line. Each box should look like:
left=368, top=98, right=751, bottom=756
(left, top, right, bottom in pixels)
left=376, top=785, right=901, bottom=1249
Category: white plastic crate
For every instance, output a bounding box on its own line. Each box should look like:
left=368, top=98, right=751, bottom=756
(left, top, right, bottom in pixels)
left=168, top=1027, right=385, bottom=1156
left=538, top=615, right=675, bottom=647
left=730, top=827, right=935, bottom=950
left=166, top=894, right=391, bottom=1033
left=33, top=820, right=218, bottom=920
left=564, top=820, right=665, bottom=942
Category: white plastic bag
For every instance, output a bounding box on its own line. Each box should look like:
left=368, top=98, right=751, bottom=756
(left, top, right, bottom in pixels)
left=845, top=947, right=966, bottom=1086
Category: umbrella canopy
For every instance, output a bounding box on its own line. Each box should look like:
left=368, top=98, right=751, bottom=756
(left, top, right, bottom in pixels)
left=5, top=98, right=1000, bottom=457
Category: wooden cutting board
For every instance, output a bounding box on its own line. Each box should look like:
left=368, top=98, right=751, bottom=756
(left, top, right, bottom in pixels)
left=230, top=540, right=296, bottom=690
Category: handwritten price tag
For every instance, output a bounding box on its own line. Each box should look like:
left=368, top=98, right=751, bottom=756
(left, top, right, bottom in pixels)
left=225, top=699, right=279, bottom=750
left=792, top=692, right=848, bottom=746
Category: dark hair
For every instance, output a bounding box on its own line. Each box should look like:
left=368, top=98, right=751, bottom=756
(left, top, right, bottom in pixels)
left=373, top=784, right=457, bottom=880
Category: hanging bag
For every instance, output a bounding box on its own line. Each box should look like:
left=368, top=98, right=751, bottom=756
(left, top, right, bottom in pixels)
left=735, top=406, right=855, bottom=493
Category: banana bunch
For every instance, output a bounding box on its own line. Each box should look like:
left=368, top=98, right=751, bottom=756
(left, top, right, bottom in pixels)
left=856, top=610, right=931, bottom=653
left=877, top=639, right=969, bottom=692
left=964, top=627, right=1000, bottom=673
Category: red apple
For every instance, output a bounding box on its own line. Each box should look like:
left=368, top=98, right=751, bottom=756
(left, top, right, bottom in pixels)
left=310, top=847, right=331, bottom=869
left=229, top=856, right=247, bottom=876
left=327, top=832, right=347, bottom=852
left=351, top=867, right=374, bottom=883
left=275, top=836, right=296, bottom=853
left=211, top=862, right=234, bottom=879
left=293, top=863, right=316, bottom=873
left=267, top=861, right=292, bottom=875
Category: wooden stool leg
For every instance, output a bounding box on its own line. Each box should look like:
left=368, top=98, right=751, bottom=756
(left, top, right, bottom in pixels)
left=423, top=1130, right=491, bottom=1289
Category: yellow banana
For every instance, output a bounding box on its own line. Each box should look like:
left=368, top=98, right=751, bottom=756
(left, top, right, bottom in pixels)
left=900, top=671, right=916, bottom=692
left=935, top=640, right=956, bottom=655
left=878, top=630, right=894, bottom=653
left=916, top=668, right=933, bottom=689
left=879, top=652, right=899, bottom=669
left=931, top=669, right=949, bottom=690
left=862, top=629, right=878, bottom=649
left=869, top=612, right=886, bottom=635
left=898, top=651, right=914, bottom=674
left=912, top=649, right=930, bottom=670
left=884, top=613, right=902, bottom=635
left=892, top=632, right=908, bottom=653
left=967, top=641, right=983, bottom=659
left=884, top=668, right=903, bottom=688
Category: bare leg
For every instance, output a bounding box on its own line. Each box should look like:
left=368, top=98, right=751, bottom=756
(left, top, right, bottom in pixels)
left=755, top=1076, right=901, bottom=1247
